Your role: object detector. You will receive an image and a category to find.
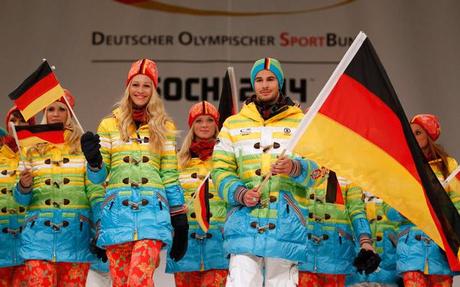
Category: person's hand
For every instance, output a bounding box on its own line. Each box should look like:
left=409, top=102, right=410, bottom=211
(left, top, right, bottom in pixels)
left=80, top=131, right=102, bottom=168
left=271, top=155, right=294, bottom=175
left=19, top=169, right=33, bottom=192
left=169, top=213, right=189, bottom=261
left=243, top=188, right=261, bottom=207
left=361, top=242, right=374, bottom=252
left=89, top=238, right=108, bottom=263
left=353, top=249, right=381, bottom=275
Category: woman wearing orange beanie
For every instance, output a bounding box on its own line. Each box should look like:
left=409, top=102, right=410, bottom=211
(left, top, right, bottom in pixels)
left=81, top=59, right=188, bottom=286
left=166, top=101, right=228, bottom=287
left=387, top=114, right=460, bottom=287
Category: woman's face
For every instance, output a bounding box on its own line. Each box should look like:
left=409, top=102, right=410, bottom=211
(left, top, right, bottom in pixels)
left=129, top=74, right=153, bottom=107
left=411, top=123, right=429, bottom=150
left=7, top=111, right=27, bottom=135
left=193, top=115, right=216, bottom=141
left=46, top=102, right=68, bottom=124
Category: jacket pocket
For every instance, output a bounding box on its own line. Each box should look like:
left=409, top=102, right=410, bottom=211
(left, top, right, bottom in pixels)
left=277, top=193, right=307, bottom=243
left=334, top=227, right=356, bottom=261
left=224, top=206, right=247, bottom=238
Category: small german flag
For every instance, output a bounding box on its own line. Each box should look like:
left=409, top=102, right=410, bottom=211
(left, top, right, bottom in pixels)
left=8, top=61, right=65, bottom=121
left=193, top=175, right=211, bottom=233
left=218, top=68, right=239, bottom=130
left=288, top=32, right=460, bottom=270
left=15, top=123, right=65, bottom=146
left=325, top=171, right=344, bottom=205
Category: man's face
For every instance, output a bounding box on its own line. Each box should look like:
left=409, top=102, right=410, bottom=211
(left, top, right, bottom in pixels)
left=254, top=70, right=279, bottom=103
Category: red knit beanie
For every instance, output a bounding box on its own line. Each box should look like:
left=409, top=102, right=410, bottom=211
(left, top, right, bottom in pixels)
left=188, top=101, right=219, bottom=128
left=411, top=114, right=441, bottom=141
left=126, top=59, right=158, bottom=88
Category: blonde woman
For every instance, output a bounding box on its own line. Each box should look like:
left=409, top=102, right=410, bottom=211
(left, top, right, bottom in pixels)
left=166, top=101, right=228, bottom=287
left=81, top=59, right=188, bottom=287
left=15, top=91, right=104, bottom=286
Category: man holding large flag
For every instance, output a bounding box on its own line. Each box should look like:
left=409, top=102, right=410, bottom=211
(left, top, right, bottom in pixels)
left=212, top=57, right=321, bottom=286
left=285, top=32, right=460, bottom=274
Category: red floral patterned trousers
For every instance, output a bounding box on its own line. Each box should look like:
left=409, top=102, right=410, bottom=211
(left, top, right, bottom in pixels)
left=298, top=271, right=346, bottom=287
left=402, top=271, right=453, bottom=287
left=106, top=239, right=162, bottom=287
left=24, top=260, right=90, bottom=287
left=0, top=265, right=27, bottom=287
left=174, top=269, right=228, bottom=287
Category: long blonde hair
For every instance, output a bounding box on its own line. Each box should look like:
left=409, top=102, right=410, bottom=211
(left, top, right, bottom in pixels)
left=177, top=121, right=219, bottom=168
left=28, top=102, right=82, bottom=156
left=426, top=137, right=450, bottom=179
left=116, top=85, right=172, bottom=152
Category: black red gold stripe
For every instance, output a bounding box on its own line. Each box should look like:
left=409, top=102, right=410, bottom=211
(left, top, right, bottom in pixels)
left=292, top=36, right=460, bottom=270
left=15, top=123, right=64, bottom=145
left=8, top=61, right=64, bottom=120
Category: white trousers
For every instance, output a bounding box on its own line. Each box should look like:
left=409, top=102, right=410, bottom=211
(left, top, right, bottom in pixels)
left=226, top=254, right=298, bottom=287
left=85, top=269, right=112, bottom=287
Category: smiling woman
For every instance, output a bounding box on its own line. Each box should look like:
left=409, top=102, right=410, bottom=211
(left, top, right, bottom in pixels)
left=14, top=90, right=104, bottom=287
left=167, top=101, right=229, bottom=287
left=80, top=58, right=189, bottom=287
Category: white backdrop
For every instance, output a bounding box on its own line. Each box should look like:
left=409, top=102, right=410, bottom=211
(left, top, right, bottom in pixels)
left=1, top=1, right=460, bottom=286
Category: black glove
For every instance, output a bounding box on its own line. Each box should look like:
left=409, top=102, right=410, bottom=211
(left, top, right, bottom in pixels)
left=353, top=249, right=381, bottom=275
left=90, top=238, right=108, bottom=263
left=169, top=213, right=189, bottom=261
left=81, top=131, right=102, bottom=168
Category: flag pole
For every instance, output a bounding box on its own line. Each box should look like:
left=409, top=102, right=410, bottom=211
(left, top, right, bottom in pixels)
left=256, top=149, right=286, bottom=194
left=9, top=122, right=27, bottom=169
left=62, top=94, right=85, bottom=134
left=442, top=166, right=460, bottom=188
left=227, top=67, right=239, bottom=113
left=285, top=31, right=368, bottom=153
left=50, top=64, right=85, bottom=134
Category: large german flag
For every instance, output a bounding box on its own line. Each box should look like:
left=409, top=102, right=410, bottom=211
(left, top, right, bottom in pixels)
left=193, top=174, right=211, bottom=232
left=8, top=61, right=65, bottom=121
left=15, top=123, right=65, bottom=147
left=287, top=32, right=460, bottom=270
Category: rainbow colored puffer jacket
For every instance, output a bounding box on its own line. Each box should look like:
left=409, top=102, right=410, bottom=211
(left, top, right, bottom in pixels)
left=14, top=138, right=104, bottom=263
left=87, top=108, right=184, bottom=248
left=167, top=157, right=228, bottom=272
left=212, top=102, right=320, bottom=262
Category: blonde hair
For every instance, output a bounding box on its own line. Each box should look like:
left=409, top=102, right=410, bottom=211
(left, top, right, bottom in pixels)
left=426, top=137, right=450, bottom=179
left=177, top=120, right=219, bottom=168
left=27, top=102, right=82, bottom=156
left=116, top=84, right=173, bottom=152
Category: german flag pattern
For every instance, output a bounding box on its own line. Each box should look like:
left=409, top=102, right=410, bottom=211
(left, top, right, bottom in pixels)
left=15, top=123, right=65, bottom=147
left=218, top=69, right=238, bottom=130
left=8, top=61, right=64, bottom=121
left=290, top=32, right=460, bottom=270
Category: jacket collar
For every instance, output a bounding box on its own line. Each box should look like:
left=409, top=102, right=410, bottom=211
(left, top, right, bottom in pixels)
left=239, top=102, right=302, bottom=124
